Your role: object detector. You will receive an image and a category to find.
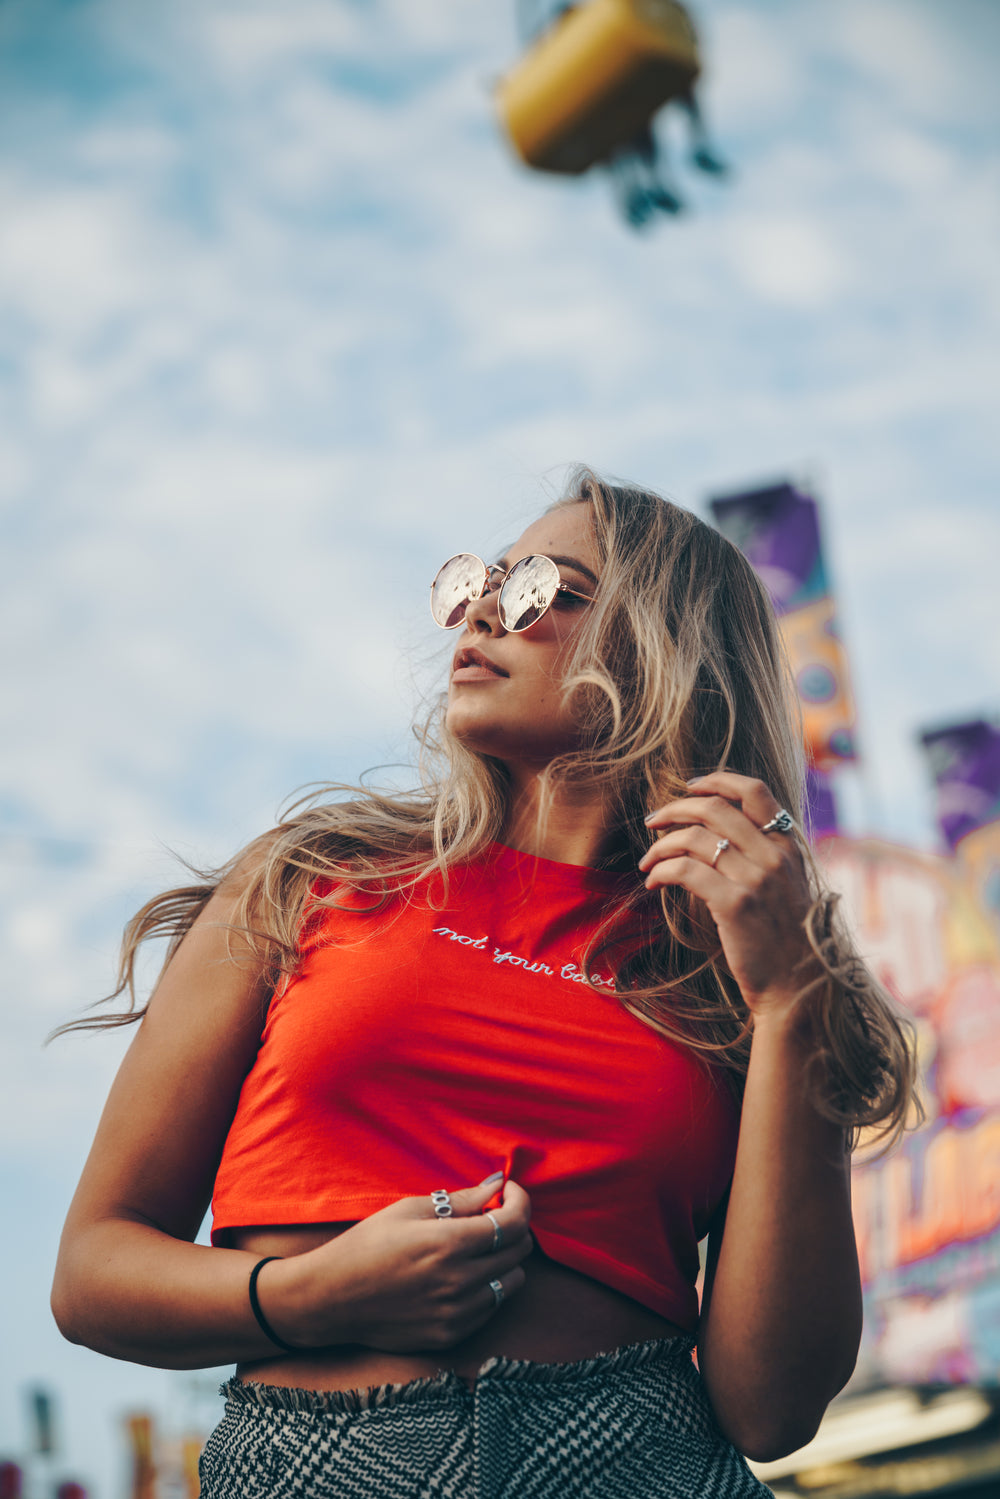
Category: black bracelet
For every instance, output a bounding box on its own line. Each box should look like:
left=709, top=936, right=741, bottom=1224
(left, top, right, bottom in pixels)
left=248, top=1255, right=311, bottom=1355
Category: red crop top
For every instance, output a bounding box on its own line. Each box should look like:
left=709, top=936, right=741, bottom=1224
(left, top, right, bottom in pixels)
left=211, top=842, right=740, bottom=1330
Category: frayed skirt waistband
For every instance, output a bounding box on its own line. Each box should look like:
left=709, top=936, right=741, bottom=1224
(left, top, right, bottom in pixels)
left=223, top=1334, right=697, bottom=1415
left=200, top=1337, right=773, bottom=1498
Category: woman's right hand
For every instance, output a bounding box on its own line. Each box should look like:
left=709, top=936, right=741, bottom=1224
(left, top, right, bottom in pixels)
left=258, top=1177, right=533, bottom=1353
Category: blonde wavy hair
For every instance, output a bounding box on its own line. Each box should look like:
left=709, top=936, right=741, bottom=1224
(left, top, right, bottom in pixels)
left=59, top=468, right=916, bottom=1148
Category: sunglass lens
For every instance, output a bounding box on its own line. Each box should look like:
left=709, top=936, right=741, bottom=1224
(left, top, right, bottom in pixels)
left=499, top=555, right=561, bottom=632
left=430, top=554, right=486, bottom=629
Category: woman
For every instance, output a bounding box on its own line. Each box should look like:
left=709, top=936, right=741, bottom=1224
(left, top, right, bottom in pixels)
left=52, top=472, right=914, bottom=1498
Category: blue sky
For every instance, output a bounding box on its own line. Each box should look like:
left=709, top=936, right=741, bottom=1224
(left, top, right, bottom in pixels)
left=2, top=0, right=999, bottom=1490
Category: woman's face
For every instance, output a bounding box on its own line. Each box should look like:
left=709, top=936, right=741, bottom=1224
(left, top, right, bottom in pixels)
left=445, top=502, right=600, bottom=769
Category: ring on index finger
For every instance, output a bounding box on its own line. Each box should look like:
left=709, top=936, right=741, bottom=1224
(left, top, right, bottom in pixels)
left=485, top=1211, right=503, bottom=1253
left=430, top=1189, right=453, bottom=1219
left=489, top=1278, right=505, bottom=1308
left=760, top=809, right=795, bottom=835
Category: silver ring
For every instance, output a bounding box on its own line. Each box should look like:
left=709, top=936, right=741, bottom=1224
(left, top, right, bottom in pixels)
left=485, top=1212, right=503, bottom=1253
left=710, top=838, right=730, bottom=868
left=430, top=1189, right=453, bottom=1219
left=488, top=1278, right=505, bottom=1308
left=760, top=809, right=795, bottom=835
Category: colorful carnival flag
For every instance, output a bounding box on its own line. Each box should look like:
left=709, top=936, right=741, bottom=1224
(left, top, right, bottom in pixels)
left=125, top=1415, right=156, bottom=1499
left=182, top=1436, right=203, bottom=1499
left=710, top=481, right=858, bottom=775
left=805, top=767, right=838, bottom=841
left=28, top=1389, right=55, bottom=1456
left=0, top=1462, right=23, bottom=1499
left=920, top=718, right=1000, bottom=852
left=957, top=818, right=1000, bottom=946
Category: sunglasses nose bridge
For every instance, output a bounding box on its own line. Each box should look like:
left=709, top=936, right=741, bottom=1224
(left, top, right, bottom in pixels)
left=431, top=554, right=565, bottom=633
left=463, top=575, right=506, bottom=635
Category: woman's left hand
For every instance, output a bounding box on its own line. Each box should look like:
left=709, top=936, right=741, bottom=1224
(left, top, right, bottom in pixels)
left=638, top=771, right=818, bottom=1018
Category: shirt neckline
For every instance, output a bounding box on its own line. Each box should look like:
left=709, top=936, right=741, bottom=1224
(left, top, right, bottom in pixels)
left=487, top=840, right=637, bottom=895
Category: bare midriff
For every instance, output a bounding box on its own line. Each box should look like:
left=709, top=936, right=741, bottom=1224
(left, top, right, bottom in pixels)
left=233, top=1223, right=688, bottom=1391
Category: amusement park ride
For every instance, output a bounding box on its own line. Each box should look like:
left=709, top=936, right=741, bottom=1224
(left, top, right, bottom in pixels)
left=496, top=0, right=728, bottom=227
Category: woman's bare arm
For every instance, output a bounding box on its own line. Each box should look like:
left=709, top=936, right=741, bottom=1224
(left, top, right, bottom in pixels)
left=641, top=771, right=864, bottom=1460
left=51, top=877, right=290, bottom=1366
left=696, top=1010, right=860, bottom=1461
left=52, top=876, right=532, bottom=1369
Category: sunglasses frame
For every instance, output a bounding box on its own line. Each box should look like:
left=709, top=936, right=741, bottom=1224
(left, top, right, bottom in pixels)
left=429, top=553, right=594, bottom=632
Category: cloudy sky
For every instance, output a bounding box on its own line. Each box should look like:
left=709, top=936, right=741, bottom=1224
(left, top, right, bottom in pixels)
left=2, top=0, right=998, bottom=1490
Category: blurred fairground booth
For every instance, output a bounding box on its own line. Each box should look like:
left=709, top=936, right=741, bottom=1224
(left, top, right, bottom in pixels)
left=714, top=482, right=1000, bottom=1499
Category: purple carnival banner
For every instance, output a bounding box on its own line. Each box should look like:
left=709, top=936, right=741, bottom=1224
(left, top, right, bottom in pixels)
left=710, top=482, right=858, bottom=774
left=805, top=767, right=838, bottom=840
left=710, top=481, right=828, bottom=616
left=920, top=718, right=1000, bottom=852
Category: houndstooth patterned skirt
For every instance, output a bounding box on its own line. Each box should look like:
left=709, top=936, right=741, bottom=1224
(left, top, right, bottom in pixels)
left=199, top=1338, right=773, bottom=1498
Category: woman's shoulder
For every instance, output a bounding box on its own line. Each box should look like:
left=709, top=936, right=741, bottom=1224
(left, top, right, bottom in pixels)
left=215, top=825, right=285, bottom=900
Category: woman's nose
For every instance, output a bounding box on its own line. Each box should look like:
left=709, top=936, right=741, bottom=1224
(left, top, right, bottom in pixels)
left=464, top=588, right=506, bottom=636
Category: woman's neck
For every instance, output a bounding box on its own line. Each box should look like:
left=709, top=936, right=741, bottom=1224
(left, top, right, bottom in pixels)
left=500, top=769, right=621, bottom=870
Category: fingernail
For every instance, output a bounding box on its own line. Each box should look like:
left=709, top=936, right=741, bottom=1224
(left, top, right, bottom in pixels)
left=643, top=812, right=658, bottom=825
left=479, top=1170, right=504, bottom=1186
left=686, top=776, right=705, bottom=786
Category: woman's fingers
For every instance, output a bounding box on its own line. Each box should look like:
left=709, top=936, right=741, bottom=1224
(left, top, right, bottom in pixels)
left=643, top=794, right=775, bottom=859
left=684, top=772, right=783, bottom=826
left=638, top=775, right=819, bottom=1013
left=642, top=776, right=800, bottom=879
left=443, top=1175, right=507, bottom=1218
left=460, top=1263, right=528, bottom=1324
left=644, top=772, right=783, bottom=837
left=422, top=1264, right=529, bottom=1349
left=639, top=823, right=756, bottom=884
left=490, top=1178, right=531, bottom=1231
left=641, top=853, right=725, bottom=902
left=393, top=1176, right=504, bottom=1225
left=445, top=1176, right=530, bottom=1221
left=421, top=1177, right=532, bottom=1254
left=452, top=1240, right=532, bottom=1296
left=479, top=1264, right=527, bottom=1311
left=310, top=1179, right=537, bottom=1352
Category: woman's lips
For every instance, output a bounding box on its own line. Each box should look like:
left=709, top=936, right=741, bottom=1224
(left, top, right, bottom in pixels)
left=452, top=649, right=508, bottom=682
left=452, top=664, right=505, bottom=681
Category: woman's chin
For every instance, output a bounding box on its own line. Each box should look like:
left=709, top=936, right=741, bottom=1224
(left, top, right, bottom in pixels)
left=446, top=704, right=499, bottom=750
left=448, top=724, right=509, bottom=763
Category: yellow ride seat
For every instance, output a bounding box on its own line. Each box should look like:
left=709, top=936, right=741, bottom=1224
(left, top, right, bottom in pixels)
left=496, top=0, right=701, bottom=174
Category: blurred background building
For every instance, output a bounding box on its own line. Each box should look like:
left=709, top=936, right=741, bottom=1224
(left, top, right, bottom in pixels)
left=714, top=483, right=1000, bottom=1497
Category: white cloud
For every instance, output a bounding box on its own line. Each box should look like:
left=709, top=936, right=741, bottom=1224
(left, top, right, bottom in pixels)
left=727, top=213, right=850, bottom=305
left=0, top=187, right=150, bottom=335
left=829, top=1, right=974, bottom=124
left=862, top=124, right=954, bottom=194
left=709, top=5, right=805, bottom=126
left=74, top=122, right=182, bottom=173
left=198, top=2, right=366, bottom=79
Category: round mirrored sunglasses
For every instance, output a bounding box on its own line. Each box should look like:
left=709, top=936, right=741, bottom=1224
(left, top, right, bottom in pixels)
left=430, top=553, right=592, bottom=633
